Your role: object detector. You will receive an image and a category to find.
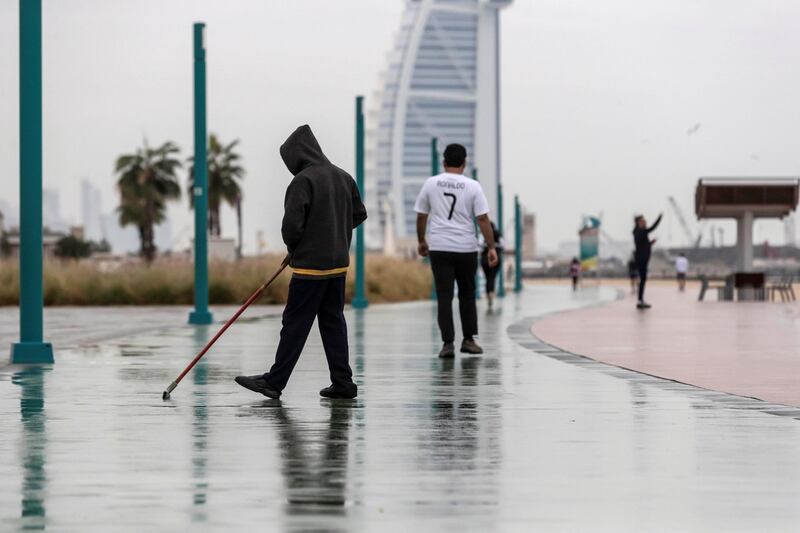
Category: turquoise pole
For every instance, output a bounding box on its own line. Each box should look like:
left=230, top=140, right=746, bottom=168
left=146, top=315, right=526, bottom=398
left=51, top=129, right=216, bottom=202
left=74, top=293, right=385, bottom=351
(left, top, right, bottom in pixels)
left=496, top=182, right=506, bottom=298
left=189, top=23, right=213, bottom=325
left=431, top=137, right=440, bottom=175
left=429, top=138, right=439, bottom=301
left=12, top=0, right=53, bottom=364
left=514, top=195, right=523, bottom=292
left=352, top=96, right=368, bottom=309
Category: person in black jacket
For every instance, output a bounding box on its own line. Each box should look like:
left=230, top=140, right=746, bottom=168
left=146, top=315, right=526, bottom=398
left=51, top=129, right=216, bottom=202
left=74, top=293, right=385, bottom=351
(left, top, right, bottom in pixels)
left=480, top=221, right=504, bottom=309
left=235, top=125, right=367, bottom=400
left=632, top=213, right=662, bottom=309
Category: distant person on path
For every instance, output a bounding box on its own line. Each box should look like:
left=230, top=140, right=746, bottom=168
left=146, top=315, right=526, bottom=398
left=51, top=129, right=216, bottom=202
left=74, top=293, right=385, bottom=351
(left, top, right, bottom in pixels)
left=415, top=143, right=498, bottom=358
left=479, top=221, right=504, bottom=309
left=236, top=125, right=367, bottom=399
left=627, top=253, right=638, bottom=295
left=675, top=253, right=689, bottom=291
left=569, top=257, right=581, bottom=291
left=632, top=213, right=662, bottom=309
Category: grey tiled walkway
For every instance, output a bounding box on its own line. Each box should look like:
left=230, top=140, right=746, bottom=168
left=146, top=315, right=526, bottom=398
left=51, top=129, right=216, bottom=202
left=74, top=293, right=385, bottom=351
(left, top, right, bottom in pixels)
left=2, top=286, right=800, bottom=532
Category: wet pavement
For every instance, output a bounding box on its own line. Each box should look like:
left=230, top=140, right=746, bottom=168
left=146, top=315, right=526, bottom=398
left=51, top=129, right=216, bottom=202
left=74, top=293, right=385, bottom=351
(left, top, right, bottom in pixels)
left=2, top=286, right=800, bottom=531
left=533, top=282, right=800, bottom=407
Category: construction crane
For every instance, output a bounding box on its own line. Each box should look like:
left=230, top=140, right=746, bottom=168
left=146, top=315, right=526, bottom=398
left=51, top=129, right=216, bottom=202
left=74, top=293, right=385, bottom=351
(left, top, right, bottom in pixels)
left=694, top=220, right=708, bottom=248
left=667, top=196, right=696, bottom=246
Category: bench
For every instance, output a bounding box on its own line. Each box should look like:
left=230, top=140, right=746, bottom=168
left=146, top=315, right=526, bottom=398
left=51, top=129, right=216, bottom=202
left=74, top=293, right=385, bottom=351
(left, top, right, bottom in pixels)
left=698, top=275, right=728, bottom=301
left=768, top=274, right=796, bottom=302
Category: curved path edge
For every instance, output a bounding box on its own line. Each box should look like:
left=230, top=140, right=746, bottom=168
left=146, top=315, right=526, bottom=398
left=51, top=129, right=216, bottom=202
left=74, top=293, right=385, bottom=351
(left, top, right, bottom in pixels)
left=506, top=304, right=800, bottom=422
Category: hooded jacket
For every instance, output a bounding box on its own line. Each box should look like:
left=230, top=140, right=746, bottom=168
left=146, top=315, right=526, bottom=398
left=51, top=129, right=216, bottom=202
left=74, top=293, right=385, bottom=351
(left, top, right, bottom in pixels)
left=280, top=125, right=367, bottom=278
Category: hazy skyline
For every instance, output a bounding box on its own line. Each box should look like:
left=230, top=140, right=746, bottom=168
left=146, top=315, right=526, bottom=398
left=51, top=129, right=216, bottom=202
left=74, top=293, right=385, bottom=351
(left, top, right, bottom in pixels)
left=1, top=0, right=799, bottom=254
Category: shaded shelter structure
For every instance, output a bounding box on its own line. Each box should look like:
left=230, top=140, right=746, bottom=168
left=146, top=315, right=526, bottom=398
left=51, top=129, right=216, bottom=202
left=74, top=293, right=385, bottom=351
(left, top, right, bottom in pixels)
left=695, top=177, right=799, bottom=271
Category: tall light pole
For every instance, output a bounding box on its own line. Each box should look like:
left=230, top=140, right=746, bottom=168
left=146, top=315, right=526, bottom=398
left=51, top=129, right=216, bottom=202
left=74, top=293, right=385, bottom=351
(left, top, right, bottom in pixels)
left=494, top=8, right=507, bottom=300
left=496, top=182, right=506, bottom=298
left=189, top=23, right=213, bottom=325
left=352, top=96, right=368, bottom=309
left=12, top=0, right=53, bottom=364
left=429, top=137, right=439, bottom=301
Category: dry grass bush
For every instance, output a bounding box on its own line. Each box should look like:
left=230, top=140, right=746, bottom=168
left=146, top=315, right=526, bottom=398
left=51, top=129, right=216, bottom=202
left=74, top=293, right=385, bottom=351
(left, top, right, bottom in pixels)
left=0, top=254, right=431, bottom=306
left=353, top=255, right=432, bottom=303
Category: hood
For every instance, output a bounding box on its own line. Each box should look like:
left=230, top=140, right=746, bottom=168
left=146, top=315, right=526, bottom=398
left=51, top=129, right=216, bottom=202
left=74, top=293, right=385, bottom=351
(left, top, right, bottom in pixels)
left=280, top=125, right=328, bottom=175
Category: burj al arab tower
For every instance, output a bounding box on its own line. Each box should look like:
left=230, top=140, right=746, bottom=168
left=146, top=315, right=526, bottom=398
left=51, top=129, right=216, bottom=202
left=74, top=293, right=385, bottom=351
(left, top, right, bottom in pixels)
left=365, top=0, right=513, bottom=252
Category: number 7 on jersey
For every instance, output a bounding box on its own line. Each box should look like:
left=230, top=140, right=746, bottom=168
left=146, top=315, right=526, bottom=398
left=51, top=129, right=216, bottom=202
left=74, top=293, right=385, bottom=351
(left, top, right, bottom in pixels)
left=443, top=193, right=457, bottom=220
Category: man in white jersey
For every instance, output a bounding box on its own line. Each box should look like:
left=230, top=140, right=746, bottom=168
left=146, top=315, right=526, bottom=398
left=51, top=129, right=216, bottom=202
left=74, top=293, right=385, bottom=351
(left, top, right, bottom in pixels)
left=414, top=143, right=498, bottom=358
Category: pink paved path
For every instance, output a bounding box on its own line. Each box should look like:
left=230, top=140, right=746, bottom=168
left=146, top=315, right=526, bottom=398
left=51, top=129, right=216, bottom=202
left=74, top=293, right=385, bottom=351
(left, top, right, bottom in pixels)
left=532, top=283, right=800, bottom=407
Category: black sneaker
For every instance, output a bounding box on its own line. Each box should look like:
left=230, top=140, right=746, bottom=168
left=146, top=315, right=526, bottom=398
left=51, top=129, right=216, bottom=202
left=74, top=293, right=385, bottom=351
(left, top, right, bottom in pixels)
left=320, top=385, right=357, bottom=399
left=460, top=338, right=484, bottom=354
left=439, top=342, right=455, bottom=358
left=234, top=374, right=280, bottom=399
left=636, top=301, right=652, bottom=309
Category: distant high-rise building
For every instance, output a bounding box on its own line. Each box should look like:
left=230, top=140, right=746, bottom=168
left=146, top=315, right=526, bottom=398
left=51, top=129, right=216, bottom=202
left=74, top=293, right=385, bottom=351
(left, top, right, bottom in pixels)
left=365, top=0, right=512, bottom=249
left=43, top=188, right=69, bottom=232
left=81, top=180, right=104, bottom=242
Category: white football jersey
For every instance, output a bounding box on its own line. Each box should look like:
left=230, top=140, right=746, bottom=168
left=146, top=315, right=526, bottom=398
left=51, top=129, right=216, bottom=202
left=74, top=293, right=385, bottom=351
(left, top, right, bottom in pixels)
left=414, top=172, right=490, bottom=253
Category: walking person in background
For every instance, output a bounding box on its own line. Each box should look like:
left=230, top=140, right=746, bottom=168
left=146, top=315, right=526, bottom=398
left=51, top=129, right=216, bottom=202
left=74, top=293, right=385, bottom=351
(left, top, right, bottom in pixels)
left=675, top=252, right=689, bottom=292
left=632, top=213, right=662, bottom=309
left=235, top=125, right=367, bottom=400
left=627, top=253, right=638, bottom=295
left=569, top=257, right=581, bottom=291
left=480, top=221, right=504, bottom=309
left=415, top=143, right=498, bottom=358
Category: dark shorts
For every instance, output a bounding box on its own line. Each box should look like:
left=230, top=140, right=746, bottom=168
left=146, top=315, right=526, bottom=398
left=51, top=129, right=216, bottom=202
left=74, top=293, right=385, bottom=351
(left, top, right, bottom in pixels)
left=677, top=273, right=687, bottom=280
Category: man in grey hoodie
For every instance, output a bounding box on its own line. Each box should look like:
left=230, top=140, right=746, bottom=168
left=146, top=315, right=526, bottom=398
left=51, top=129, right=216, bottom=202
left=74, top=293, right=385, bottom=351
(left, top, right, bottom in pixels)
left=235, top=125, right=367, bottom=399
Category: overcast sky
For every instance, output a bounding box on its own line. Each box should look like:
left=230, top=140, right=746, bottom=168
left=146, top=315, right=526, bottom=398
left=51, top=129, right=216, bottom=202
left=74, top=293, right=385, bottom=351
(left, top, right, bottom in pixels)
left=1, top=0, right=799, bottom=254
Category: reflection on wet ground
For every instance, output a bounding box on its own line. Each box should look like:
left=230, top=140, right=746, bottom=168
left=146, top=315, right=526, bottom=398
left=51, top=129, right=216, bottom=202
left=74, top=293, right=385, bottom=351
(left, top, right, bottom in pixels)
left=12, top=367, right=48, bottom=531
left=2, top=287, right=800, bottom=531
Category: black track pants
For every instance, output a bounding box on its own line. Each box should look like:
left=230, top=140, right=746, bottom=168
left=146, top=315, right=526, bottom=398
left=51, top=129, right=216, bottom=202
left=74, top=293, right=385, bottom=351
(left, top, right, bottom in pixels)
left=264, top=276, right=355, bottom=395
left=430, top=251, right=478, bottom=343
left=636, top=258, right=649, bottom=302
left=481, top=253, right=500, bottom=295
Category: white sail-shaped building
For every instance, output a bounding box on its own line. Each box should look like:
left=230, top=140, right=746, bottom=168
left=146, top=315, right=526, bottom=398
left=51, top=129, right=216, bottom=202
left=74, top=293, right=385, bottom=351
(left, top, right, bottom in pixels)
left=365, top=0, right=512, bottom=251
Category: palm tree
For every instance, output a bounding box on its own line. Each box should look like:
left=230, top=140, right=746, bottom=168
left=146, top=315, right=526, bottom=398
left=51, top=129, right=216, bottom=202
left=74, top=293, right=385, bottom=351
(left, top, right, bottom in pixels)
left=115, top=141, right=182, bottom=262
left=187, top=134, right=245, bottom=250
